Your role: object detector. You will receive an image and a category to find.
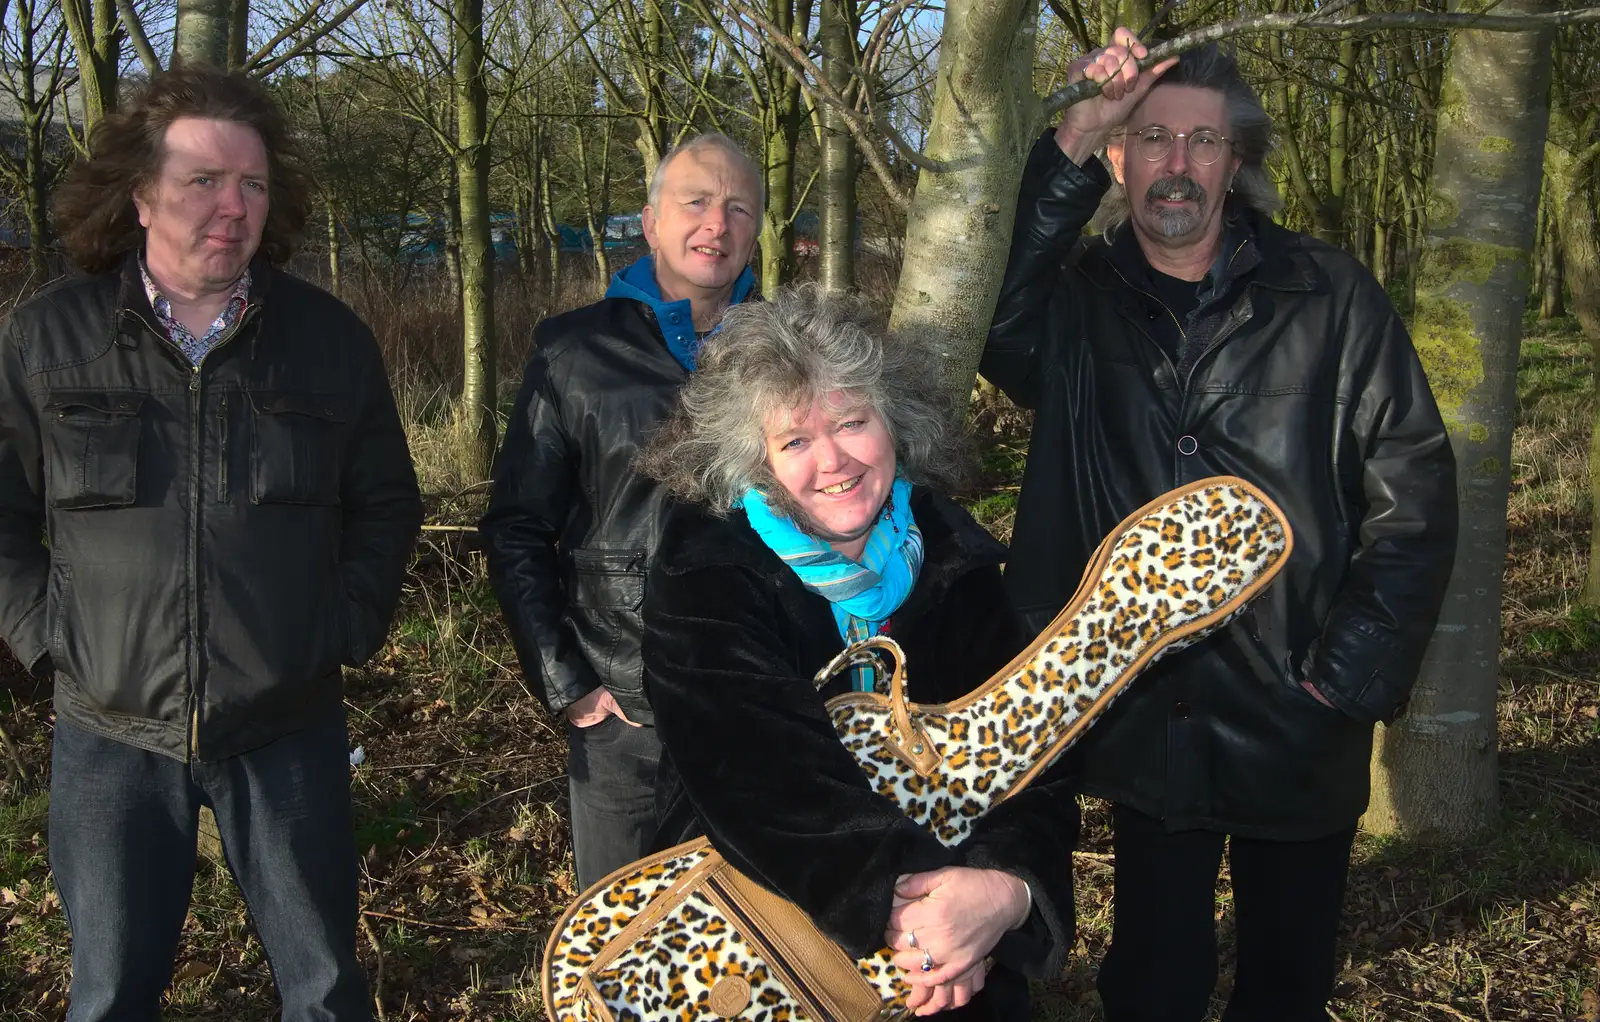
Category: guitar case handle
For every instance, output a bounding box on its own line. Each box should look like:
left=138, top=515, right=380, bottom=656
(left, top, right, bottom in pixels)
left=814, top=636, right=941, bottom=777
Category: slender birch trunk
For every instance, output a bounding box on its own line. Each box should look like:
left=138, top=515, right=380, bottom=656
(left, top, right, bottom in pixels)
left=818, top=0, right=857, bottom=293
left=455, top=0, right=497, bottom=481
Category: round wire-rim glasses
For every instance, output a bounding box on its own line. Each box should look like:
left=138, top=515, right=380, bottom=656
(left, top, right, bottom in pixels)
left=1133, top=126, right=1231, bottom=166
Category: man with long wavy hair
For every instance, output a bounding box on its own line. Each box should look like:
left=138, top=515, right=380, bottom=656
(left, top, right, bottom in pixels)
left=0, top=67, right=421, bottom=1020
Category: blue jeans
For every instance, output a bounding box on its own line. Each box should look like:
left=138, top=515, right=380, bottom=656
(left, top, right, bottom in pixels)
left=48, top=710, right=371, bottom=1022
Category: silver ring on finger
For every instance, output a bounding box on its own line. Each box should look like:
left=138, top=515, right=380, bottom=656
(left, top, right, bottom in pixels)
left=920, top=949, right=935, bottom=973
left=906, top=929, right=919, bottom=950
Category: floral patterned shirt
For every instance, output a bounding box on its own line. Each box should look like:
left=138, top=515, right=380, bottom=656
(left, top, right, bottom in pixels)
left=139, top=259, right=252, bottom=365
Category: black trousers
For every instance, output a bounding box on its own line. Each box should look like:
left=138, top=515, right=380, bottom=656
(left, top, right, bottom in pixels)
left=1097, top=804, right=1356, bottom=1022
left=566, top=715, right=662, bottom=890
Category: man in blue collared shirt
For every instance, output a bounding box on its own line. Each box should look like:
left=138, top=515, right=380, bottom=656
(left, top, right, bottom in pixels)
left=481, top=134, right=762, bottom=888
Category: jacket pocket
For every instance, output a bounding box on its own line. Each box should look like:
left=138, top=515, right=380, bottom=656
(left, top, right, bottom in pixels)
left=568, top=548, right=647, bottom=690
left=249, top=391, right=345, bottom=505
left=570, top=548, right=647, bottom=610
left=42, top=392, right=145, bottom=509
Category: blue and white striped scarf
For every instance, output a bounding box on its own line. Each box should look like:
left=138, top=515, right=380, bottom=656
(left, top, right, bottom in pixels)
left=739, top=476, right=923, bottom=691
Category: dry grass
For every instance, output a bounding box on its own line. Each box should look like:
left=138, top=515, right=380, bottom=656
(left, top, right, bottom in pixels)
left=1, top=306, right=1597, bottom=1021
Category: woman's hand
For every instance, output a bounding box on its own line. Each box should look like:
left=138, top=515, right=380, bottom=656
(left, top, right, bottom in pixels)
left=882, top=867, right=1030, bottom=1013
left=900, top=960, right=989, bottom=1016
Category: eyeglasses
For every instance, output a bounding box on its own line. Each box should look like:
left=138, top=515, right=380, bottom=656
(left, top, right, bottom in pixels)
left=1132, top=126, right=1230, bottom=166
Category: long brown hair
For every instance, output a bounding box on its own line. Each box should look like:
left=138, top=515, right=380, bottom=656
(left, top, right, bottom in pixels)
left=54, top=67, right=314, bottom=273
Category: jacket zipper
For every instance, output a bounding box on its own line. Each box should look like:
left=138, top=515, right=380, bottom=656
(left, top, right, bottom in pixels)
left=706, top=873, right=842, bottom=1022
left=216, top=394, right=230, bottom=502
left=179, top=307, right=258, bottom=762
left=188, top=364, right=203, bottom=759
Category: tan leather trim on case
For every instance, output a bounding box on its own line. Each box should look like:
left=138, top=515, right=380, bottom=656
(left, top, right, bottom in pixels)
left=705, top=863, right=882, bottom=1022
left=581, top=850, right=724, bottom=977
left=541, top=837, right=720, bottom=1021
left=578, top=975, right=616, bottom=1022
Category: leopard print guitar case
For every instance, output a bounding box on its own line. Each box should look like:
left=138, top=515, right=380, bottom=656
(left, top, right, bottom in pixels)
left=542, top=476, right=1293, bottom=1022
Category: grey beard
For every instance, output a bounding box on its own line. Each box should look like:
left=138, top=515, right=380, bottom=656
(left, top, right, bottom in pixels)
left=1153, top=205, right=1202, bottom=238
left=1145, top=175, right=1207, bottom=238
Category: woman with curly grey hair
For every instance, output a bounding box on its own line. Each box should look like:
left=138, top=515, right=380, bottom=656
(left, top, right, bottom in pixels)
left=637, top=286, right=1079, bottom=1020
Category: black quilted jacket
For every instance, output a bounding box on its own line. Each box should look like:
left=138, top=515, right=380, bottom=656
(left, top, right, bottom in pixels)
left=0, top=255, right=422, bottom=761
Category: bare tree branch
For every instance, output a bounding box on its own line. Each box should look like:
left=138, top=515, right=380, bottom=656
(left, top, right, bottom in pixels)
left=1043, top=5, right=1600, bottom=115
left=115, top=0, right=162, bottom=73
left=245, top=1, right=331, bottom=68
left=251, top=0, right=373, bottom=76
left=722, top=0, right=946, bottom=174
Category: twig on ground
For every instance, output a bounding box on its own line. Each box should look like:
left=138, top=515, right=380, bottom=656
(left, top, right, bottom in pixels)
left=1379, top=888, right=1470, bottom=940
left=1417, top=999, right=1477, bottom=1022
left=359, top=914, right=387, bottom=1020
left=362, top=908, right=539, bottom=933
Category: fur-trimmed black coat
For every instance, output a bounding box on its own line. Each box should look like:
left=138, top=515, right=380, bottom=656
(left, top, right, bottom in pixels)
left=644, top=486, right=1078, bottom=1020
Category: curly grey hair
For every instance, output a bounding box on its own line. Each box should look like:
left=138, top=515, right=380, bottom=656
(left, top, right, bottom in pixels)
left=1094, top=43, right=1283, bottom=232
left=637, top=285, right=972, bottom=526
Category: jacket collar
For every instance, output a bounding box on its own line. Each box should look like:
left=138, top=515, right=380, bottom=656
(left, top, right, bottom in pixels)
left=114, top=250, right=275, bottom=353
left=605, top=253, right=757, bottom=372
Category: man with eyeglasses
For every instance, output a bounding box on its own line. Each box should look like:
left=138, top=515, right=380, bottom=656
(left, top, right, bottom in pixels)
left=983, top=32, right=1458, bottom=1022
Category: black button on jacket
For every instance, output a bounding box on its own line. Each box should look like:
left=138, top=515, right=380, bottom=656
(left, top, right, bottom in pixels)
left=0, top=255, right=424, bottom=761
left=983, top=137, right=1459, bottom=838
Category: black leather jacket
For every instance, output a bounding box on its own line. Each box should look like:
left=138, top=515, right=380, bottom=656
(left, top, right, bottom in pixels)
left=482, top=297, right=695, bottom=724
left=983, top=137, right=1458, bottom=837
left=0, top=256, right=423, bottom=761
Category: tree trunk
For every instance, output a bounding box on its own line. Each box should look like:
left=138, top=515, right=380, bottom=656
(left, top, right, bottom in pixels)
left=818, top=0, right=857, bottom=294
left=1540, top=196, right=1567, bottom=319
left=173, top=0, right=232, bottom=67
left=1323, top=21, right=1359, bottom=248
left=61, top=0, right=119, bottom=128
left=454, top=0, right=496, bottom=482
left=1363, top=0, right=1554, bottom=843
left=888, top=0, right=1038, bottom=392
left=1546, top=122, right=1600, bottom=603
left=226, top=0, right=248, bottom=68
left=540, top=147, right=562, bottom=301
left=633, top=0, right=669, bottom=182
left=574, top=113, right=610, bottom=282
left=1573, top=184, right=1600, bottom=604
left=14, top=3, right=52, bottom=282
left=757, top=0, right=808, bottom=296
left=1371, top=134, right=1390, bottom=289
